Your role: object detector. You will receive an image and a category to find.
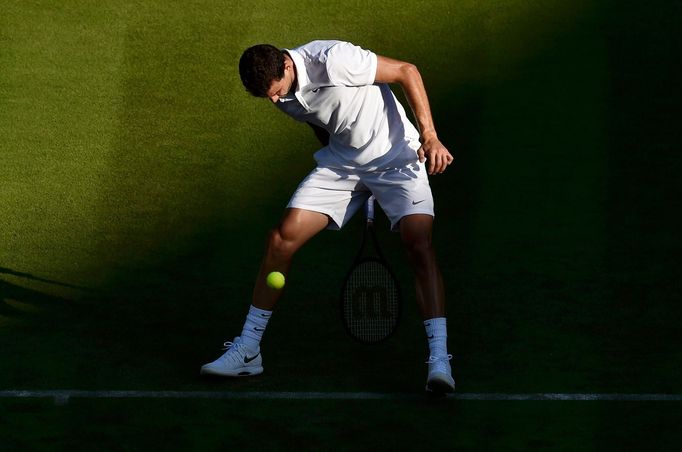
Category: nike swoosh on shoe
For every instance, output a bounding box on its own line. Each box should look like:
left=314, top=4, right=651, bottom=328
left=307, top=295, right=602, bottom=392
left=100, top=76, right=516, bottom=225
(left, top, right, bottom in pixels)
left=244, top=353, right=260, bottom=364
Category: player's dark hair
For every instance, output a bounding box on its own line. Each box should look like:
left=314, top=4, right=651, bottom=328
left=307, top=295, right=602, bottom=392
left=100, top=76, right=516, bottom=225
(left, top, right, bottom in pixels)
left=239, top=44, right=285, bottom=97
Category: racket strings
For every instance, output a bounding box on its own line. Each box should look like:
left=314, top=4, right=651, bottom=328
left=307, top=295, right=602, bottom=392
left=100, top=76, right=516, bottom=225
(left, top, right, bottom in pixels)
left=343, top=260, right=399, bottom=342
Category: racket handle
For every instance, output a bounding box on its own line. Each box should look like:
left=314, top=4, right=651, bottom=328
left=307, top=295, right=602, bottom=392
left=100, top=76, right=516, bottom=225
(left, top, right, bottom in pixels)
left=366, top=195, right=376, bottom=222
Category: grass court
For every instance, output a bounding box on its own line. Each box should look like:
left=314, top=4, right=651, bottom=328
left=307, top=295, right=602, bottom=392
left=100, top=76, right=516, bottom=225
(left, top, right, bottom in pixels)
left=1, top=0, right=680, bottom=449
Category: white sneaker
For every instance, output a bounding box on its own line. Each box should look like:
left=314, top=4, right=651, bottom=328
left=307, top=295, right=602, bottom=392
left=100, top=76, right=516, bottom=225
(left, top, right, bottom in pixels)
left=200, top=337, right=263, bottom=377
left=425, top=354, right=455, bottom=393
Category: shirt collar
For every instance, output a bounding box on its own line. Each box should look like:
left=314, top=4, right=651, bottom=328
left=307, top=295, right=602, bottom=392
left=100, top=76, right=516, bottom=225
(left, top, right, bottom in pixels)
left=282, top=48, right=311, bottom=111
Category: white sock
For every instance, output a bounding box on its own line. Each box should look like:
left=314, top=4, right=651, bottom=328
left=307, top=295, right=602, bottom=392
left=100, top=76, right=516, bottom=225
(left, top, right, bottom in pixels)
left=424, top=317, right=448, bottom=358
left=240, top=305, right=272, bottom=350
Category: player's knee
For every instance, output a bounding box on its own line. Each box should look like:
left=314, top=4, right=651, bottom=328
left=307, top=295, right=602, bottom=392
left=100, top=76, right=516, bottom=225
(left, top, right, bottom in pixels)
left=403, top=235, right=433, bottom=260
left=267, top=227, right=297, bottom=259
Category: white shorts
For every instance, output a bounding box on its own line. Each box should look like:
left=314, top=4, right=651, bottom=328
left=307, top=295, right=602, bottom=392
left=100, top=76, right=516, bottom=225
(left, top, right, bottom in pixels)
left=287, top=160, right=434, bottom=231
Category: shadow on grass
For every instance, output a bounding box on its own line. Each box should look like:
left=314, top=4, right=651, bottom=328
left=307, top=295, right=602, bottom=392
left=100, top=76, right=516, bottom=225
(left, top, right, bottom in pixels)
left=0, top=267, right=87, bottom=319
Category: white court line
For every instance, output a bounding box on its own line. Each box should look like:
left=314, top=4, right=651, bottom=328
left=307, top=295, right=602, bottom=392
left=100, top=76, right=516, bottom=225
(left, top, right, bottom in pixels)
left=1, top=390, right=681, bottom=404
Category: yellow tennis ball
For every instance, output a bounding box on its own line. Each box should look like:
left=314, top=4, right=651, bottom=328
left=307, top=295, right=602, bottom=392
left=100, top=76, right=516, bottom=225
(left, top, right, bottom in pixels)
left=266, top=271, right=285, bottom=289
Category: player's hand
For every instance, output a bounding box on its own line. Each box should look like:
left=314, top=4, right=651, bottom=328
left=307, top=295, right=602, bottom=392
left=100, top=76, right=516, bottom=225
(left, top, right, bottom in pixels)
left=417, top=135, right=454, bottom=175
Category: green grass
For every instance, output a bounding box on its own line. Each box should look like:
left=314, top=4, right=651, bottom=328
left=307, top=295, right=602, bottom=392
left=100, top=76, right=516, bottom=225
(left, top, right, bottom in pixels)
left=1, top=399, right=681, bottom=451
left=1, top=0, right=681, bottom=449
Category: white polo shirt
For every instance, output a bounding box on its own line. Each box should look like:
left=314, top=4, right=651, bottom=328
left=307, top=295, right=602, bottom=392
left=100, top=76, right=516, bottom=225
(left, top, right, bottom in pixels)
left=277, top=40, right=421, bottom=171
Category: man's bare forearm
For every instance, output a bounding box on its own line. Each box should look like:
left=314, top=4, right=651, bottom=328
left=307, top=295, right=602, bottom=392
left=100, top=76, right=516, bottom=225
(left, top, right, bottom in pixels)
left=398, top=64, right=438, bottom=141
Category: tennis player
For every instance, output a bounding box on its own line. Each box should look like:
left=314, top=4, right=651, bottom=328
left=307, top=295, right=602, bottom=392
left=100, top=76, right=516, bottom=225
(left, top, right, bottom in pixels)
left=201, top=40, right=455, bottom=393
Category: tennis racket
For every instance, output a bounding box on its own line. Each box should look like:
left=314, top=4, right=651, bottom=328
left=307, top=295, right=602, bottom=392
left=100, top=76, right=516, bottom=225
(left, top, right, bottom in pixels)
left=341, top=195, right=401, bottom=343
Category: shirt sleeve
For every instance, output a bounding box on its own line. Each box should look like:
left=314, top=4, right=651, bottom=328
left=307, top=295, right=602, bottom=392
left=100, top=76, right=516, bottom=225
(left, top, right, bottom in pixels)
left=325, top=41, right=377, bottom=87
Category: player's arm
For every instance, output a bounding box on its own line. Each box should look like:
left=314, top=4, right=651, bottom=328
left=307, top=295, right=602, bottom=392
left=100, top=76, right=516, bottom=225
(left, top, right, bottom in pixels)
left=374, top=56, right=453, bottom=175
left=307, top=122, right=329, bottom=146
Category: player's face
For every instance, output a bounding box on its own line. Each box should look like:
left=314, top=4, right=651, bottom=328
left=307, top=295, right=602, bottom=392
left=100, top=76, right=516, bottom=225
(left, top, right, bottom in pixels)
left=266, top=60, right=295, bottom=103
left=266, top=78, right=288, bottom=103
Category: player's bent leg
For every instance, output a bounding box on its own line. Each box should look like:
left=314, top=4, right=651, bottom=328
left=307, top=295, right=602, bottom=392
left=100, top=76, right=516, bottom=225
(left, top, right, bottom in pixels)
left=252, top=208, right=331, bottom=311
left=201, top=209, right=330, bottom=378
